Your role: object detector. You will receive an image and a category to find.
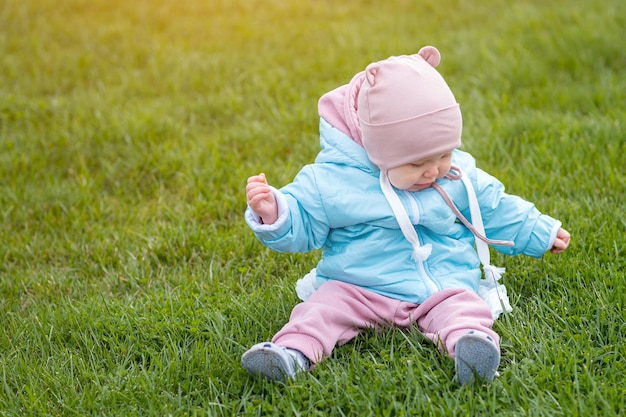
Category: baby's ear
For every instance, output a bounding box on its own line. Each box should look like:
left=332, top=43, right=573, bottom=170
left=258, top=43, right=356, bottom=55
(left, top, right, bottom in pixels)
left=417, top=46, right=441, bottom=67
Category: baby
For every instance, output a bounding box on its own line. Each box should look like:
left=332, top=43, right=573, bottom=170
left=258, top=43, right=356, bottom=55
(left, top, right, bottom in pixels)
left=242, top=46, right=570, bottom=385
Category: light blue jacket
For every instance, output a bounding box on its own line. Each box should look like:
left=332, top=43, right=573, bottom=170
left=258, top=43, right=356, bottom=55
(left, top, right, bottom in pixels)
left=245, top=118, right=560, bottom=304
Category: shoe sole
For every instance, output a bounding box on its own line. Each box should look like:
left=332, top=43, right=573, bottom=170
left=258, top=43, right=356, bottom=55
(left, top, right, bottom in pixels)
left=455, top=333, right=500, bottom=385
left=242, top=346, right=291, bottom=382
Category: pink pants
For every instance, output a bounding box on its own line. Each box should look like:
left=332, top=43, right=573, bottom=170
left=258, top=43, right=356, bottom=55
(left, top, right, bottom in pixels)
left=273, top=280, right=498, bottom=364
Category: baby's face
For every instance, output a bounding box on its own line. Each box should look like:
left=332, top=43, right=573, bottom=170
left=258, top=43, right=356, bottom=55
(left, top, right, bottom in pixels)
left=387, top=152, right=453, bottom=191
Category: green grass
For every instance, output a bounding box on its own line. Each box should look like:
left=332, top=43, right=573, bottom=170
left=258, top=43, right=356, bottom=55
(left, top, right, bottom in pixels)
left=0, top=0, right=624, bottom=415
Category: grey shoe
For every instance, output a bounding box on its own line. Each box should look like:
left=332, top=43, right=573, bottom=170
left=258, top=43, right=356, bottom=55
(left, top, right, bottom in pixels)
left=454, top=330, right=500, bottom=385
left=242, top=342, right=309, bottom=382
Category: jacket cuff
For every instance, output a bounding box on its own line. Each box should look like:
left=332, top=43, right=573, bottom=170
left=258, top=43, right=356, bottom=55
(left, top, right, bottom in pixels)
left=526, top=216, right=561, bottom=257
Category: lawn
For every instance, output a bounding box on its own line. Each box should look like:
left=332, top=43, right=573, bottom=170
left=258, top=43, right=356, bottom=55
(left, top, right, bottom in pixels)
left=0, top=0, right=624, bottom=415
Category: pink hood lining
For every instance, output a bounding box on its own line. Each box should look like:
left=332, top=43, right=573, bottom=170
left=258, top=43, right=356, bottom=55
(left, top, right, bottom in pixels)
left=317, top=71, right=367, bottom=147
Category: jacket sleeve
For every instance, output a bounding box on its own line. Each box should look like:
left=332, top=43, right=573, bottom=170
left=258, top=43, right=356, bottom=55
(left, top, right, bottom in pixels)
left=244, top=165, right=331, bottom=253
left=473, top=168, right=560, bottom=258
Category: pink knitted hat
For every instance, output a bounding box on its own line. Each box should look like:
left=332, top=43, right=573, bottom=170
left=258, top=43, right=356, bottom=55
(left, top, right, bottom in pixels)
left=357, top=46, right=462, bottom=170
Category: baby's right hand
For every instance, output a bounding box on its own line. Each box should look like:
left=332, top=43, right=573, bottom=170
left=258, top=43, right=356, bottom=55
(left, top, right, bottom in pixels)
left=246, top=173, right=279, bottom=224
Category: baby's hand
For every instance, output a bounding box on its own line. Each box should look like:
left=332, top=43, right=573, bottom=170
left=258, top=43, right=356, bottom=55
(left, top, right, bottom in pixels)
left=550, top=227, right=571, bottom=254
left=246, top=173, right=279, bottom=224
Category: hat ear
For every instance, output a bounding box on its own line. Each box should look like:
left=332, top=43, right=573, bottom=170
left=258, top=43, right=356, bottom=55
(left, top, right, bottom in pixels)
left=364, top=63, right=379, bottom=86
left=417, top=46, right=441, bottom=68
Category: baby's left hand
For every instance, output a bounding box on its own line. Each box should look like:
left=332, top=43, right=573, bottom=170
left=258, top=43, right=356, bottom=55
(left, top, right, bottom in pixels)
left=550, top=227, right=571, bottom=254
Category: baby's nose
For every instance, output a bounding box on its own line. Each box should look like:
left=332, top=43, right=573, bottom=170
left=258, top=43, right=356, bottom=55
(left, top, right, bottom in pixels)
left=424, top=166, right=438, bottom=177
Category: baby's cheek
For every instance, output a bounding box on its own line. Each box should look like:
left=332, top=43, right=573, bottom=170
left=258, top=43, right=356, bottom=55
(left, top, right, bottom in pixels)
left=388, top=171, right=413, bottom=190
